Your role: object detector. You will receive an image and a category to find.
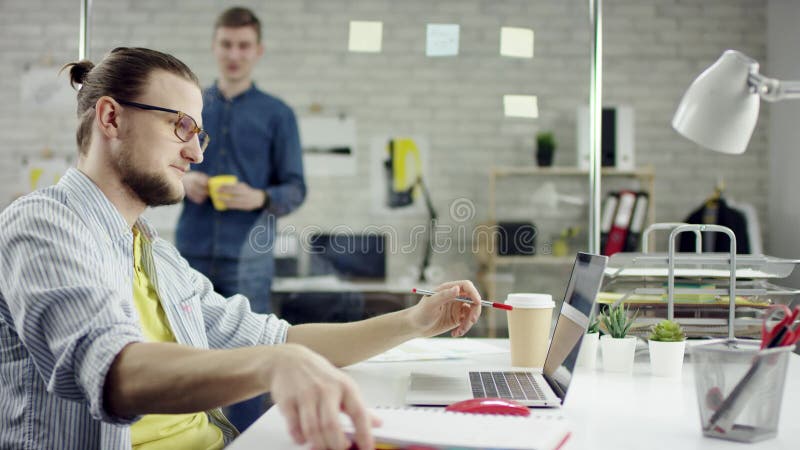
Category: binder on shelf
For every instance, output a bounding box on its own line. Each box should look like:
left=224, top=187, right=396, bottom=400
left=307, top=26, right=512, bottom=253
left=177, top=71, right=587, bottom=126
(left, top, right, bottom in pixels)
left=604, top=190, right=636, bottom=256
left=577, top=105, right=635, bottom=170
left=342, top=407, right=571, bottom=450
left=624, top=191, right=649, bottom=252
left=600, top=192, right=619, bottom=253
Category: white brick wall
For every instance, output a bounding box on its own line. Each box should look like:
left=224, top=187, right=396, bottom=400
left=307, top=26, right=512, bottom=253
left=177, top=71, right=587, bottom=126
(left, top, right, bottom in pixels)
left=0, top=0, right=768, bottom=300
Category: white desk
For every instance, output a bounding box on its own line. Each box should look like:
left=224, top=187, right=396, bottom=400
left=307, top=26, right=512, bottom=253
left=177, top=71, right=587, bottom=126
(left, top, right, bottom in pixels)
left=229, top=339, right=800, bottom=450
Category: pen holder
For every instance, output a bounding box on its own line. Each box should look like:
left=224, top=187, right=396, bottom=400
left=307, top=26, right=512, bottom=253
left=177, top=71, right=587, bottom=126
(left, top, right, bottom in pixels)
left=692, top=339, right=792, bottom=443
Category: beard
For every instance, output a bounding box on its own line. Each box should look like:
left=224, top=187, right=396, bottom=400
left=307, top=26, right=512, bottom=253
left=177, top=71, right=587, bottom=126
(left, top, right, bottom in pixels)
left=115, top=143, right=184, bottom=207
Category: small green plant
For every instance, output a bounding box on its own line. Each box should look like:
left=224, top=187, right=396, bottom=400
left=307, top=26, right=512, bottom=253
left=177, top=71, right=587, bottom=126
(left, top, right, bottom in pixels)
left=587, top=317, right=600, bottom=334
left=600, top=303, right=639, bottom=339
left=649, top=319, right=686, bottom=342
left=535, top=132, right=556, bottom=166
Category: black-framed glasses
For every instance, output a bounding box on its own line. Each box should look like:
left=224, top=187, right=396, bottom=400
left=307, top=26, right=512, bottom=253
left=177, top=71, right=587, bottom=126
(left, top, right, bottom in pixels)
left=116, top=99, right=210, bottom=152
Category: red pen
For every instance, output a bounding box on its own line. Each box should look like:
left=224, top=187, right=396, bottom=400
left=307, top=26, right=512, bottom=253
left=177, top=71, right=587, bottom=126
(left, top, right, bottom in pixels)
left=412, top=288, right=513, bottom=311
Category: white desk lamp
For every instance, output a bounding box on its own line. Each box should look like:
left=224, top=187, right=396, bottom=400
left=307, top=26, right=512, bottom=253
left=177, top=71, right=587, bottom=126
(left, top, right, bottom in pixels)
left=672, top=49, right=800, bottom=154
left=671, top=50, right=800, bottom=338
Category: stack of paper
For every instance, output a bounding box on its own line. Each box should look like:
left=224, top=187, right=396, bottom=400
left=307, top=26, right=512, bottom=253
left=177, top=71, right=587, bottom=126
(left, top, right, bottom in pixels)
left=343, top=408, right=571, bottom=450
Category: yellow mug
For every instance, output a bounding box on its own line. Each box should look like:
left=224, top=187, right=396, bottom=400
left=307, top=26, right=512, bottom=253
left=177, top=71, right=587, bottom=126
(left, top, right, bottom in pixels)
left=208, top=175, right=238, bottom=211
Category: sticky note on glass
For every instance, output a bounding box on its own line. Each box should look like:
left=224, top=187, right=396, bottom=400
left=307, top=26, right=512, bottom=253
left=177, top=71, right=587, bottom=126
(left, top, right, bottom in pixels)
left=500, top=27, right=534, bottom=58
left=348, top=21, right=383, bottom=53
left=503, top=95, right=539, bottom=118
left=426, top=24, right=460, bottom=57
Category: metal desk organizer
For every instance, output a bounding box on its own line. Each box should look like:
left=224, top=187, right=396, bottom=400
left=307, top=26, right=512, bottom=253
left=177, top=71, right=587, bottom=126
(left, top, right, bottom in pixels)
left=693, top=339, right=793, bottom=443
left=600, top=223, right=800, bottom=339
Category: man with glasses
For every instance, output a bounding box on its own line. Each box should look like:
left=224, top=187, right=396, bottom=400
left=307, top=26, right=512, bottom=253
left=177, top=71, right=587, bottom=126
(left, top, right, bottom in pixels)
left=175, top=7, right=306, bottom=429
left=0, top=47, right=481, bottom=450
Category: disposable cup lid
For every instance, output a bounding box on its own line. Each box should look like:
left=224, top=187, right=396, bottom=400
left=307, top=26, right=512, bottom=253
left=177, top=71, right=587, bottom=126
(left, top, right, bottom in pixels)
left=505, top=293, right=554, bottom=308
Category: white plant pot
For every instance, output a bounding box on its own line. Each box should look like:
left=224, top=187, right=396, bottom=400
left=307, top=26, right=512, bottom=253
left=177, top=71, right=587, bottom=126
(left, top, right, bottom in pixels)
left=600, top=335, right=637, bottom=373
left=576, top=332, right=599, bottom=369
left=648, top=340, right=686, bottom=377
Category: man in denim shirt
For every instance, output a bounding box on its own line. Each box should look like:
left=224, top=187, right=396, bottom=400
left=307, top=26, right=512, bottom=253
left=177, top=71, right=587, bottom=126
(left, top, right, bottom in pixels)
left=176, top=7, right=304, bottom=316
left=175, top=8, right=306, bottom=429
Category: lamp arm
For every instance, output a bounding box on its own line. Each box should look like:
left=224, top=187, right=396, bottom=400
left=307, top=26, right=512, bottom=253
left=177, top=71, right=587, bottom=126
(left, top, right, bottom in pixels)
left=749, top=72, right=800, bottom=102
left=416, top=178, right=438, bottom=282
left=417, top=177, right=438, bottom=221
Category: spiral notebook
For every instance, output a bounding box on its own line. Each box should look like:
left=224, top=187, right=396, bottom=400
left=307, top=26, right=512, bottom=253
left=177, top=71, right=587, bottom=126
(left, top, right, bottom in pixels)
left=342, top=408, right=571, bottom=450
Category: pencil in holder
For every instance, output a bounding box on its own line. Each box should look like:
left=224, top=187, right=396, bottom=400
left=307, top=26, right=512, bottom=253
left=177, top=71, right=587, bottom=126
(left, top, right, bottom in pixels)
left=692, top=339, right=792, bottom=443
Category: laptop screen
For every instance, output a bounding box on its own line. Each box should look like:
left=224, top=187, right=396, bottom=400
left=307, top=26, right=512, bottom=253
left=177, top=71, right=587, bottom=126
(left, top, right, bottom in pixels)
left=542, top=252, right=607, bottom=401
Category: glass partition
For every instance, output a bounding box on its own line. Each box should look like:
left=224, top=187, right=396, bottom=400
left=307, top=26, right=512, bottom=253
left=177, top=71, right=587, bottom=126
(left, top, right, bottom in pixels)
left=77, top=1, right=600, bottom=335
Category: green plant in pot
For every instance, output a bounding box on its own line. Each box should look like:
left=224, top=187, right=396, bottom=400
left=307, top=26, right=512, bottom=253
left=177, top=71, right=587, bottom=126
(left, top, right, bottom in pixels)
left=649, top=319, right=685, bottom=342
left=577, top=316, right=602, bottom=369
left=599, top=303, right=639, bottom=373
left=536, top=132, right=556, bottom=166
left=600, top=302, right=638, bottom=338
left=648, top=319, right=687, bottom=377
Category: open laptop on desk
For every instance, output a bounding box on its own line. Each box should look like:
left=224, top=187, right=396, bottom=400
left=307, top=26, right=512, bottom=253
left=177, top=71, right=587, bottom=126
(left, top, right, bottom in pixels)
left=406, top=252, right=608, bottom=408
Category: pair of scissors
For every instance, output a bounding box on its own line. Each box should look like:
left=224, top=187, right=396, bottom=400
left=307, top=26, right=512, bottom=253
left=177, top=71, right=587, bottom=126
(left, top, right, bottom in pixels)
left=760, top=304, right=800, bottom=349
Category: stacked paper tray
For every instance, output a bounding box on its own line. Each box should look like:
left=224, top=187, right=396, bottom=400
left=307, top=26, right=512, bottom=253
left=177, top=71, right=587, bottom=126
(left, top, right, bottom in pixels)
left=605, top=253, right=799, bottom=279
left=596, top=291, right=773, bottom=308
left=596, top=292, right=767, bottom=339
left=598, top=278, right=800, bottom=304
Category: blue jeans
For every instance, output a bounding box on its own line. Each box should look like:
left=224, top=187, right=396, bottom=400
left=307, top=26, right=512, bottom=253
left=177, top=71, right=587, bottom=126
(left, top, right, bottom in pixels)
left=185, top=256, right=273, bottom=431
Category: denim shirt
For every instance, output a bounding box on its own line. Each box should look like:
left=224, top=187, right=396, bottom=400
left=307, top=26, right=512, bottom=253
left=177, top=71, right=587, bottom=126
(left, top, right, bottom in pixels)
left=0, top=168, right=290, bottom=450
left=175, top=83, right=306, bottom=261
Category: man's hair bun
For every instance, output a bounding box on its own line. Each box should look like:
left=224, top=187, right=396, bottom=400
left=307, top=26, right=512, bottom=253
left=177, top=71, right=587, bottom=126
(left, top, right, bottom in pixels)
left=61, top=60, right=95, bottom=89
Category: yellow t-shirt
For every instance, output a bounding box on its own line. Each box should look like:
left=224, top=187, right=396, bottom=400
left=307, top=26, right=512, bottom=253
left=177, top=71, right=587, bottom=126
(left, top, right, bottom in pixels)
left=130, top=228, right=224, bottom=450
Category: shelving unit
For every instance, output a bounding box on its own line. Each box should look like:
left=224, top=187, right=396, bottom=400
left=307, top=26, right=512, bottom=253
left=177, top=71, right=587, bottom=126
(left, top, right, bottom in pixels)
left=488, top=166, right=655, bottom=221
left=477, top=165, right=655, bottom=337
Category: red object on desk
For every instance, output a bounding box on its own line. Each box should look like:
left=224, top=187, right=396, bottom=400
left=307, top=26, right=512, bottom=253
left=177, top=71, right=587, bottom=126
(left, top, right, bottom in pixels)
left=445, top=398, right=530, bottom=416
left=761, top=304, right=800, bottom=349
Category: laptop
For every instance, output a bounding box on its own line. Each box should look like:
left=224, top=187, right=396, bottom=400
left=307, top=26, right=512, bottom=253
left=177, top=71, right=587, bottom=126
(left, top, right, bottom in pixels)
left=406, top=252, right=608, bottom=408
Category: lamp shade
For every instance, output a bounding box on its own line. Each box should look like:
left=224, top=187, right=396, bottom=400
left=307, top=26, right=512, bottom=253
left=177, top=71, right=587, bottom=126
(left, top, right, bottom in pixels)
left=672, top=50, right=760, bottom=154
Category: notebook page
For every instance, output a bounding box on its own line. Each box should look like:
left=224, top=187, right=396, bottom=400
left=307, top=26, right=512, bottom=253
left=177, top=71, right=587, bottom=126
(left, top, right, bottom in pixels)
left=342, top=408, right=571, bottom=450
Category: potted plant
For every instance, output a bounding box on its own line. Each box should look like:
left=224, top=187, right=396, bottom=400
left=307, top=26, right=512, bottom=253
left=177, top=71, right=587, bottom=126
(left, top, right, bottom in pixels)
left=536, top=132, right=556, bottom=166
left=599, top=302, right=639, bottom=373
left=576, top=316, right=600, bottom=369
left=648, top=319, right=687, bottom=377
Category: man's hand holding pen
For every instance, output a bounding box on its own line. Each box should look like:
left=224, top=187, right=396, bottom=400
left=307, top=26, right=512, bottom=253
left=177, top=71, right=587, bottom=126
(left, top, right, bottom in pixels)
left=407, top=280, right=483, bottom=338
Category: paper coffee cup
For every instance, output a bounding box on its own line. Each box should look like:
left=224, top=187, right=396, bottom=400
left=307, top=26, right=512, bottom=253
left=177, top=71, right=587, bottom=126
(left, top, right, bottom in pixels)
left=506, top=293, right=555, bottom=367
left=208, top=175, right=237, bottom=211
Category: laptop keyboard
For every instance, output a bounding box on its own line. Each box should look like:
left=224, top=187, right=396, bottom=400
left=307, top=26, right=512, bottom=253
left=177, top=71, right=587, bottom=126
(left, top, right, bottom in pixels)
left=469, top=371, right=545, bottom=401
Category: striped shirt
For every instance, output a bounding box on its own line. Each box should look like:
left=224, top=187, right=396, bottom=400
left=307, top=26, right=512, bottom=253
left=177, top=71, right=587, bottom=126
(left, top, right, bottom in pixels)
left=0, top=168, right=290, bottom=450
